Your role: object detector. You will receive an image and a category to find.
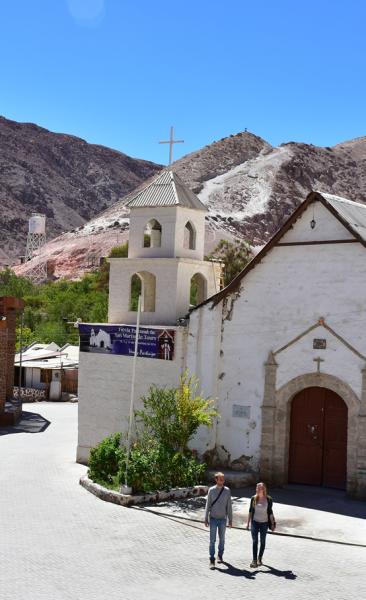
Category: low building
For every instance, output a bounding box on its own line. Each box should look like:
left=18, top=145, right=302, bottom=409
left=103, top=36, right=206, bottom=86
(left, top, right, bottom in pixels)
left=14, top=342, right=79, bottom=401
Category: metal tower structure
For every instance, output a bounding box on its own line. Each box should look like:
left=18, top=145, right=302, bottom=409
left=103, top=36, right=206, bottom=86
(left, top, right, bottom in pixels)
left=24, top=213, right=47, bottom=283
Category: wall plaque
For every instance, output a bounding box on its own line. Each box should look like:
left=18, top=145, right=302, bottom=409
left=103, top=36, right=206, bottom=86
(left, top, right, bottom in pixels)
left=232, top=404, right=250, bottom=419
left=313, top=338, right=326, bottom=350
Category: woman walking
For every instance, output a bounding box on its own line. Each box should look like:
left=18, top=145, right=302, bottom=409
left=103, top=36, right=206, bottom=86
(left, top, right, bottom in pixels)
left=246, top=482, right=276, bottom=567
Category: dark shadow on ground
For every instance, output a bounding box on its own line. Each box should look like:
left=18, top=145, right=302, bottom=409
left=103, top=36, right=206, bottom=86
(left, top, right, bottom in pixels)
left=0, top=411, right=51, bottom=435
left=153, top=483, right=366, bottom=521
left=215, top=561, right=255, bottom=579
left=259, top=563, right=297, bottom=579
left=216, top=561, right=297, bottom=580
left=231, top=485, right=366, bottom=520
left=154, top=496, right=207, bottom=515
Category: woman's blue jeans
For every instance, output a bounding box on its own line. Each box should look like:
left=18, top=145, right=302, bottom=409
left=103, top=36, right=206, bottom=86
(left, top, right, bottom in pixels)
left=251, top=520, right=268, bottom=560
left=209, top=517, right=226, bottom=560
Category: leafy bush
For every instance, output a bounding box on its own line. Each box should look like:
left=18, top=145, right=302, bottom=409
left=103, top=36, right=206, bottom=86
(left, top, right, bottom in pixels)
left=88, top=375, right=217, bottom=494
left=136, top=373, right=218, bottom=454
left=88, top=433, right=125, bottom=486
left=117, top=441, right=206, bottom=493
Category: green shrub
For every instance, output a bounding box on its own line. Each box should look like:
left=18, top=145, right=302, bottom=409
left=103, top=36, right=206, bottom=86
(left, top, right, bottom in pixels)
left=88, top=374, right=217, bottom=493
left=136, top=372, right=218, bottom=454
left=88, top=433, right=125, bottom=486
left=117, top=441, right=206, bottom=493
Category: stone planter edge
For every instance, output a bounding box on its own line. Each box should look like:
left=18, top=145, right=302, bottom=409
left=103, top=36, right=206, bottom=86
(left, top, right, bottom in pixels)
left=79, top=474, right=208, bottom=506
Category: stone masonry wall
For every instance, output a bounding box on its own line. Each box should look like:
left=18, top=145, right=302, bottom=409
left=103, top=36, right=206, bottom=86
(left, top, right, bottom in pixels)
left=0, top=296, right=25, bottom=414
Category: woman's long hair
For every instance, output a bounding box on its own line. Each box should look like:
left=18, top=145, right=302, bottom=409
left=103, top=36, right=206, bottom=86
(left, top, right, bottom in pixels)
left=254, top=482, right=268, bottom=505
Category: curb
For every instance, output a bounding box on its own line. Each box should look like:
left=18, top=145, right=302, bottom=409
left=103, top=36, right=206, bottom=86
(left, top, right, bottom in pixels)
left=79, top=475, right=208, bottom=506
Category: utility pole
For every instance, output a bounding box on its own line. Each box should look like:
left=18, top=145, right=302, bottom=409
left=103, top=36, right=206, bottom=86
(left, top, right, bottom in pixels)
left=120, top=294, right=142, bottom=494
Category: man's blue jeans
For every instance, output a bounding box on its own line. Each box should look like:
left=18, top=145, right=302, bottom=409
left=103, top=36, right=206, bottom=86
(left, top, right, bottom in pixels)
left=251, top=520, right=268, bottom=560
left=209, top=517, right=226, bottom=560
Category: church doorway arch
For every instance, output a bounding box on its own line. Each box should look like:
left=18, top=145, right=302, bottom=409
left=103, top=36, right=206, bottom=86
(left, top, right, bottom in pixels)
left=288, top=387, right=347, bottom=489
left=261, top=370, right=360, bottom=495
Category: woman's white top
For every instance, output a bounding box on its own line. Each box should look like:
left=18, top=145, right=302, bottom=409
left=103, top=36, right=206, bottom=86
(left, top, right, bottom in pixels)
left=253, top=498, right=268, bottom=523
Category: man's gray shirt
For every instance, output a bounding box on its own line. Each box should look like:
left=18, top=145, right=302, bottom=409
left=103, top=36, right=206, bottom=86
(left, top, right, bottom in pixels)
left=204, top=485, right=233, bottom=523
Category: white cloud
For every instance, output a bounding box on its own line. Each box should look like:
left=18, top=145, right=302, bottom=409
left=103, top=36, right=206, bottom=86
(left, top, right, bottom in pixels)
left=67, top=0, right=105, bottom=23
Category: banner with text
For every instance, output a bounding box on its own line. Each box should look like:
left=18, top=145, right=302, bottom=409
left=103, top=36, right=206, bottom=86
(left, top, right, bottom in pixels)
left=79, top=324, right=175, bottom=361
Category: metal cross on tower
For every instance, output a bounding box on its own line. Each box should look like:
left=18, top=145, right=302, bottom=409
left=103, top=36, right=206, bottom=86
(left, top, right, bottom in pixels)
left=159, top=126, right=184, bottom=165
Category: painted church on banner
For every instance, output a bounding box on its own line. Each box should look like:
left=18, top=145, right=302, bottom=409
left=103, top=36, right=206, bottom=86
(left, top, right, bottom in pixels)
left=77, top=169, right=366, bottom=499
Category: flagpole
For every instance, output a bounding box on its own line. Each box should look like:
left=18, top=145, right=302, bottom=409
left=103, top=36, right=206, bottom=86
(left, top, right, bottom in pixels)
left=121, top=294, right=141, bottom=494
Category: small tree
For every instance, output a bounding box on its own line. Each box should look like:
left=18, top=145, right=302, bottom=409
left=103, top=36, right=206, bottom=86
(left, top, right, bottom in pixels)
left=135, top=372, right=218, bottom=454
left=206, top=239, right=252, bottom=287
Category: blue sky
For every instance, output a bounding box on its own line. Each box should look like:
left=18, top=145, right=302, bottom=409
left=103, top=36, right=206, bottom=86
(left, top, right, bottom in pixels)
left=0, top=0, right=365, bottom=164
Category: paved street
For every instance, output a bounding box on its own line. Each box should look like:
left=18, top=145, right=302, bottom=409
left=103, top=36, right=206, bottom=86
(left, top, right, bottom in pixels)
left=0, top=403, right=365, bottom=600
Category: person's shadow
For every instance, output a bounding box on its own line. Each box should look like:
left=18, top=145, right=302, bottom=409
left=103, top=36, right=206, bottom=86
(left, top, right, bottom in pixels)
left=216, top=561, right=297, bottom=580
left=257, top=563, right=297, bottom=580
left=215, top=561, right=256, bottom=579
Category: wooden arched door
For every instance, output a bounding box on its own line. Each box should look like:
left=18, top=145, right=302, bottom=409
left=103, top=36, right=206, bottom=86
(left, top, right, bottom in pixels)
left=288, top=387, right=347, bottom=489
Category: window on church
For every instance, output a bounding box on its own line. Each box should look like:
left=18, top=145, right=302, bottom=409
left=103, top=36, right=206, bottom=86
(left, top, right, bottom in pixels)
left=130, top=271, right=156, bottom=312
left=190, top=272, right=206, bottom=306
left=143, top=219, right=162, bottom=248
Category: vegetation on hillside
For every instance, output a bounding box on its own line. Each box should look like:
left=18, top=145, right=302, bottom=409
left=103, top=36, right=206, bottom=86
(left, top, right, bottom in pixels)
left=206, top=239, right=252, bottom=287
left=0, top=243, right=129, bottom=349
left=0, top=238, right=251, bottom=349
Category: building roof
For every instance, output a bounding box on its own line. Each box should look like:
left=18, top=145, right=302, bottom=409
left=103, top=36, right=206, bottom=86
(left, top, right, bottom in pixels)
left=125, top=169, right=208, bottom=211
left=190, top=190, right=366, bottom=312
left=320, top=192, right=366, bottom=243
left=14, top=342, right=79, bottom=370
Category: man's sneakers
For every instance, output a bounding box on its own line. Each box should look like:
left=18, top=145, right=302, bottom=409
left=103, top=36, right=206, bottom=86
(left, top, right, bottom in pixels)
left=250, top=560, right=258, bottom=568
left=209, top=559, right=215, bottom=570
left=257, top=557, right=263, bottom=566
left=217, top=555, right=224, bottom=564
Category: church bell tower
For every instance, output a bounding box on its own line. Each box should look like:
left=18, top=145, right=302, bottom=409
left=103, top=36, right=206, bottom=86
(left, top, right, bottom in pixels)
left=108, top=170, right=221, bottom=326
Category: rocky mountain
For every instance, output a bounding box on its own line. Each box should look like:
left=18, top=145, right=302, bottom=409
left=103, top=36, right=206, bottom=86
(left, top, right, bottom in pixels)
left=10, top=125, right=366, bottom=280
left=175, top=133, right=366, bottom=246
left=0, top=115, right=162, bottom=265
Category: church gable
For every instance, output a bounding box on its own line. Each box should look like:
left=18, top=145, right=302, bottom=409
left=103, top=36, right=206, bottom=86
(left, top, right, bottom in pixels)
left=279, top=200, right=356, bottom=244
left=193, top=190, right=366, bottom=311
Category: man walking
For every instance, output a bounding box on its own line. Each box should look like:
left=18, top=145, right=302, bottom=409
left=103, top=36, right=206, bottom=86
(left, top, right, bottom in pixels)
left=204, top=472, right=233, bottom=569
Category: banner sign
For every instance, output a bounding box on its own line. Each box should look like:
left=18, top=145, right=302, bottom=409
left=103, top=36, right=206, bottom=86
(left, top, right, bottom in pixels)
left=79, top=324, right=175, bottom=361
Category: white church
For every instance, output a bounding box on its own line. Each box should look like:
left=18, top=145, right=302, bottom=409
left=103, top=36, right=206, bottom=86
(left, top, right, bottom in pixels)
left=77, top=169, right=366, bottom=499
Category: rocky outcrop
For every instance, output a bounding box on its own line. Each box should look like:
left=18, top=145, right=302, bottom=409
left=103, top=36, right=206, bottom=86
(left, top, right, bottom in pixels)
left=7, top=122, right=366, bottom=279
left=0, top=116, right=162, bottom=265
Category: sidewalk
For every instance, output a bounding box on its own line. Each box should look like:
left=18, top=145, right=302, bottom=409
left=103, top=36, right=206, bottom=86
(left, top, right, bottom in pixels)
left=143, top=484, right=366, bottom=546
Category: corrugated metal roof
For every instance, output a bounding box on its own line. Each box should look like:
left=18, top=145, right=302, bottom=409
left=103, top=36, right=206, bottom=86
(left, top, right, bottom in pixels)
left=319, top=192, right=366, bottom=243
left=14, top=343, right=79, bottom=368
left=126, top=170, right=208, bottom=211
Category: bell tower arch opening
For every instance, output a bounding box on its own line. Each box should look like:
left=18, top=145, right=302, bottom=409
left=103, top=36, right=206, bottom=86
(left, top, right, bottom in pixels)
left=190, top=272, right=207, bottom=306
left=130, top=271, right=156, bottom=312
left=143, top=219, right=162, bottom=248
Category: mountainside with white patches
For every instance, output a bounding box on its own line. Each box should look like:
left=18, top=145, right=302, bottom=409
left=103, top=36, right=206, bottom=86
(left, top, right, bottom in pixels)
left=12, top=129, right=366, bottom=279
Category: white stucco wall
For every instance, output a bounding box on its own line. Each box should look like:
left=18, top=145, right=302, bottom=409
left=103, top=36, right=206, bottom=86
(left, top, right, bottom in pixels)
left=281, top=201, right=355, bottom=243
left=77, top=327, right=186, bottom=464
left=128, top=206, right=206, bottom=260
left=186, top=200, right=366, bottom=469
left=108, top=258, right=220, bottom=326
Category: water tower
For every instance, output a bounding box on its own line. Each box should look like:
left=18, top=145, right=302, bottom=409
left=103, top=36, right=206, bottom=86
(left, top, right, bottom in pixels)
left=24, top=213, right=47, bottom=283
